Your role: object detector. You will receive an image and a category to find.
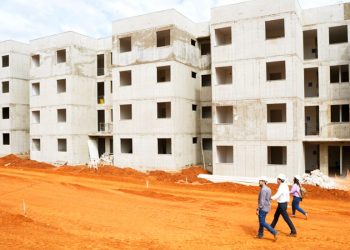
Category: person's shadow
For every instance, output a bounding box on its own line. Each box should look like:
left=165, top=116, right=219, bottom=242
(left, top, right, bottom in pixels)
left=239, top=225, right=275, bottom=242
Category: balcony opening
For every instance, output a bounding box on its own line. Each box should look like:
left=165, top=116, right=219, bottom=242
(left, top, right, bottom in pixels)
left=267, top=104, right=286, bottom=123
left=268, top=146, right=287, bottom=165
left=329, top=25, right=348, bottom=44
left=98, top=110, right=105, bottom=132
left=32, top=139, right=41, bottom=151
left=265, top=19, right=285, bottom=39
left=120, top=104, right=132, bottom=120
left=201, top=74, right=211, bottom=87
left=57, top=79, right=66, bottom=93
left=32, top=110, right=40, bottom=124
left=2, top=81, right=9, bottom=93
left=217, top=146, right=233, bottom=163
left=120, top=70, right=132, bottom=86
left=202, top=138, right=212, bottom=151
left=121, top=138, right=133, bottom=154
left=304, top=68, right=319, bottom=97
left=2, top=133, right=10, bottom=145
left=216, top=66, right=232, bottom=85
left=331, top=104, right=350, bottom=122
left=158, top=138, right=172, bottom=154
left=32, top=54, right=40, bottom=67
left=192, top=71, right=197, bottom=78
left=57, top=109, right=66, bottom=123
left=216, top=106, right=233, bottom=124
left=198, top=37, right=211, bottom=55
left=305, top=106, right=319, bottom=135
left=110, top=52, right=113, bottom=65
left=157, top=66, right=171, bottom=82
left=97, top=82, right=104, bottom=104
left=56, top=49, right=66, bottom=63
left=215, top=27, right=231, bottom=46
left=110, top=81, right=113, bottom=93
left=157, top=102, right=171, bottom=118
left=303, top=29, right=318, bottom=59
left=2, top=107, right=9, bottom=119
left=330, top=65, right=349, bottom=83
left=97, top=54, right=104, bottom=76
left=266, top=61, right=286, bottom=81
left=2, top=55, right=9, bottom=67
left=157, top=29, right=170, bottom=47
left=57, top=138, right=67, bottom=152
left=328, top=146, right=340, bottom=176
left=120, top=36, right=132, bottom=53
left=97, top=138, right=106, bottom=157
left=304, top=143, right=320, bottom=173
left=31, top=82, right=40, bottom=96
left=202, top=106, right=212, bottom=119
left=192, top=137, right=197, bottom=144
left=191, top=39, right=196, bottom=46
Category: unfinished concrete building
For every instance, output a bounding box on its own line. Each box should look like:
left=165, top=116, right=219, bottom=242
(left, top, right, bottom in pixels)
left=0, top=40, right=30, bottom=156
left=1, top=0, right=349, bottom=177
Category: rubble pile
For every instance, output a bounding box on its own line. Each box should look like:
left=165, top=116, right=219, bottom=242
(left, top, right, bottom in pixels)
left=302, top=169, right=336, bottom=189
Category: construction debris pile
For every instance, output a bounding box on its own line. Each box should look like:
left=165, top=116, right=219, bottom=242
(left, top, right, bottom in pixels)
left=302, top=169, right=336, bottom=189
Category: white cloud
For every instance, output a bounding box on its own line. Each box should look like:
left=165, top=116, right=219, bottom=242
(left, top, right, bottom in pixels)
left=0, top=0, right=348, bottom=42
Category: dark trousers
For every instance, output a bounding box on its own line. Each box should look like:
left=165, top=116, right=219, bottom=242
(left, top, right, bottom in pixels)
left=292, top=196, right=306, bottom=215
left=271, top=202, right=297, bottom=234
left=258, top=209, right=276, bottom=236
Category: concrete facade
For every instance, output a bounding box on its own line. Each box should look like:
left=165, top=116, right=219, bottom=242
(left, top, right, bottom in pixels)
left=0, top=0, right=349, bottom=177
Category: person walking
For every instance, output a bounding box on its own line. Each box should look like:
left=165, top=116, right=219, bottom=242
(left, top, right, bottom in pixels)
left=290, top=175, right=308, bottom=219
left=256, top=176, right=278, bottom=240
left=270, top=174, right=297, bottom=237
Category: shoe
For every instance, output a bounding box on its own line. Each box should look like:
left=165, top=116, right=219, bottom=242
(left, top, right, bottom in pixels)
left=256, top=234, right=263, bottom=239
left=305, top=213, right=308, bottom=220
left=289, top=233, right=297, bottom=237
left=291, top=214, right=296, bottom=217
left=274, top=231, right=279, bottom=241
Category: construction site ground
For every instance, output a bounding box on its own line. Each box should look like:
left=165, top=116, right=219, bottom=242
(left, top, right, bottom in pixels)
left=0, top=155, right=349, bottom=250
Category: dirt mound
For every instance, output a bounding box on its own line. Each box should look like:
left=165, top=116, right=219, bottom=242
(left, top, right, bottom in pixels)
left=148, top=166, right=210, bottom=184
left=0, top=154, right=53, bottom=169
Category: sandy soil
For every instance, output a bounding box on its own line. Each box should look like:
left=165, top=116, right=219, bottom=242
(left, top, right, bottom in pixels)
left=0, top=155, right=349, bottom=250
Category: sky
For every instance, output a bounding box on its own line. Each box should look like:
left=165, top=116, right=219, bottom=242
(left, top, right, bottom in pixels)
left=0, top=0, right=349, bottom=42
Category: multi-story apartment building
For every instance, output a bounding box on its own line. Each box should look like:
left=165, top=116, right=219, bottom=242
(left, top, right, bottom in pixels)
left=0, top=40, right=30, bottom=156
left=0, top=0, right=349, bottom=177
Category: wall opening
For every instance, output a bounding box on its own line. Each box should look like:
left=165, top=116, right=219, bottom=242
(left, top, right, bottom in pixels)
left=305, top=106, right=319, bottom=135
left=268, top=146, right=287, bottom=165
left=32, top=82, right=40, bottom=96
left=120, top=104, right=132, bottom=120
left=57, top=79, right=66, bottom=93
left=216, top=66, right=232, bottom=85
left=198, top=37, right=211, bottom=55
left=331, top=104, right=350, bottom=122
left=330, top=65, right=349, bottom=83
left=266, top=61, right=286, bottom=81
left=120, top=70, right=132, bottom=86
left=217, top=146, right=233, bottom=163
left=2, top=55, right=9, bottom=67
left=57, top=138, right=67, bottom=152
left=2, top=81, right=9, bottom=93
left=157, top=102, right=171, bottom=118
left=97, top=82, right=104, bottom=104
left=192, top=137, right=197, bottom=144
left=2, top=133, right=10, bottom=145
left=215, top=27, right=231, bottom=46
left=97, top=54, right=104, bottom=76
left=192, top=104, right=197, bottom=111
left=191, top=39, right=196, bottom=46
left=121, top=138, right=133, bottom=154
left=304, top=67, right=319, bottom=97
left=32, top=139, right=41, bottom=151
left=267, top=104, right=286, bottom=123
left=158, top=138, right=172, bottom=154
left=265, top=19, right=285, bottom=39
left=192, top=71, right=197, bottom=78
left=32, top=54, right=40, bottom=67
left=201, top=74, right=211, bottom=87
left=98, top=110, right=105, bottom=132
left=119, top=36, right=132, bottom=52
left=57, top=109, right=66, bottom=123
left=216, top=106, right=233, bottom=124
left=2, top=107, right=9, bottom=119
left=202, top=138, right=212, bottom=151
left=202, top=106, right=212, bottom=119
left=56, top=49, right=66, bottom=63
left=32, top=110, right=40, bottom=124
left=157, top=66, right=171, bottom=82
left=304, top=143, right=319, bottom=173
left=157, top=30, right=170, bottom=47
left=329, top=25, right=348, bottom=44
left=303, top=29, right=318, bottom=59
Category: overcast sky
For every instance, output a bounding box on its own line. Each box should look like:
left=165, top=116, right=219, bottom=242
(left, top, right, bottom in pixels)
left=0, top=0, right=349, bottom=42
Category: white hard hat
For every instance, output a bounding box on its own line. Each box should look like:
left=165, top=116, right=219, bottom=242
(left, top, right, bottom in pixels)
left=294, top=175, right=301, bottom=181
left=277, top=173, right=286, bottom=181
left=259, top=176, right=268, bottom=182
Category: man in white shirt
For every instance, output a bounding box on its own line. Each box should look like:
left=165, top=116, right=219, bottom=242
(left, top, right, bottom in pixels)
left=270, top=174, right=297, bottom=237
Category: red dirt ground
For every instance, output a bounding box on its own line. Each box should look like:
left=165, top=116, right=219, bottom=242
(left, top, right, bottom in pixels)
left=0, top=155, right=349, bottom=249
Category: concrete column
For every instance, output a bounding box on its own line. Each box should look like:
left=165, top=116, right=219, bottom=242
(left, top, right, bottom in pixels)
left=319, top=144, right=328, bottom=175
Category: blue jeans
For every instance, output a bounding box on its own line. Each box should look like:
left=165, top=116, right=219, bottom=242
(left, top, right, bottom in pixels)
left=258, top=209, right=276, bottom=236
left=292, top=196, right=306, bottom=215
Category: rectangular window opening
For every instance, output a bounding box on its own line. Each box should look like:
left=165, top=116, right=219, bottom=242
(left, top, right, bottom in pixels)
left=157, top=30, right=171, bottom=47
left=216, top=66, right=232, bottom=85
left=157, top=102, right=171, bottom=118
left=267, top=104, right=286, bottom=123
left=266, top=61, right=286, bottom=81
left=58, top=138, right=67, bottom=152
left=268, top=146, right=287, bottom=165
left=217, top=146, right=233, bottom=163
left=329, top=25, right=348, bottom=44
left=120, top=70, right=132, bottom=86
left=157, top=66, right=171, bottom=82
left=120, top=36, right=132, bottom=53
left=265, top=19, right=285, bottom=39
left=121, top=138, right=133, bottom=154
left=215, top=27, right=232, bottom=46
left=120, top=104, right=132, bottom=120
left=56, top=49, right=66, bottom=63
left=158, top=138, right=172, bottom=154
